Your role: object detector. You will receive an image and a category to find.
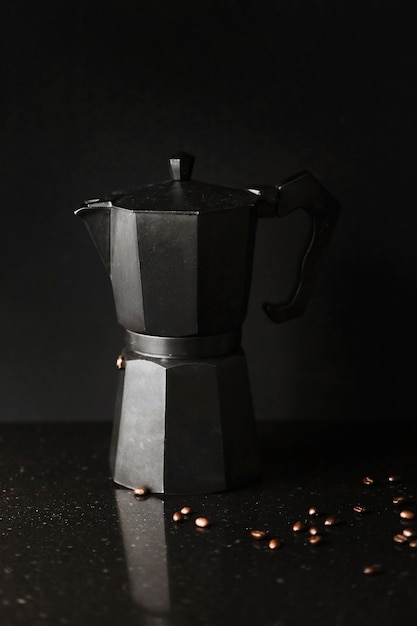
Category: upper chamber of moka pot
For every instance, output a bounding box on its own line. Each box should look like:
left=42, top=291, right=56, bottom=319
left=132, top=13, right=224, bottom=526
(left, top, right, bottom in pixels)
left=75, top=152, right=259, bottom=338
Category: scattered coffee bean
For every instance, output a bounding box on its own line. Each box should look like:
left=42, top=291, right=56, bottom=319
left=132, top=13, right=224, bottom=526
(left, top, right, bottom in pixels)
left=409, top=539, right=417, bottom=548
left=393, top=533, right=408, bottom=543
left=308, top=507, right=318, bottom=516
left=324, top=515, right=341, bottom=526
left=172, top=511, right=183, bottom=522
left=180, top=506, right=192, bottom=515
left=133, top=486, right=149, bottom=497
left=292, top=521, right=305, bottom=532
left=362, top=476, right=374, bottom=486
left=268, top=538, right=281, bottom=550
left=309, top=527, right=319, bottom=536
left=195, top=517, right=211, bottom=528
left=250, top=529, right=267, bottom=540
left=388, top=474, right=402, bottom=483
left=400, top=510, right=415, bottom=520
left=363, top=564, right=382, bottom=575
left=393, top=496, right=407, bottom=506
left=353, top=505, right=366, bottom=514
left=402, top=528, right=416, bottom=538
left=309, top=535, right=322, bottom=545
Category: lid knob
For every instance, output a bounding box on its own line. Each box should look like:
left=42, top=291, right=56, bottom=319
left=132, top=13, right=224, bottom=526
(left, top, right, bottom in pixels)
left=169, top=151, right=195, bottom=181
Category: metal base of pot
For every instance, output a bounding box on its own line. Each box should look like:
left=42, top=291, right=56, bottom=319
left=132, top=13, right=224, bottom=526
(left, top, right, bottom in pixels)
left=109, top=348, right=261, bottom=494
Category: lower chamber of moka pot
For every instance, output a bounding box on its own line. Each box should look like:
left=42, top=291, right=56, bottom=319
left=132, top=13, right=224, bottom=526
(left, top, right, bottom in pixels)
left=109, top=348, right=262, bottom=495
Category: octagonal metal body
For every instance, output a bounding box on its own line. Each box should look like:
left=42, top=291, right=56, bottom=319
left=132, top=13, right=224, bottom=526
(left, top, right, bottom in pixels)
left=82, top=197, right=258, bottom=336
left=109, top=349, right=261, bottom=494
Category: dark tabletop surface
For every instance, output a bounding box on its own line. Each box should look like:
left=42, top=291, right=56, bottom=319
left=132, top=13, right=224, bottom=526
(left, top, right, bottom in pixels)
left=1, top=419, right=417, bottom=626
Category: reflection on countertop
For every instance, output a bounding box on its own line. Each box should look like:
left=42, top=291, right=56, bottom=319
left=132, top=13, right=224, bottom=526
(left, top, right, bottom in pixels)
left=1, top=420, right=417, bottom=626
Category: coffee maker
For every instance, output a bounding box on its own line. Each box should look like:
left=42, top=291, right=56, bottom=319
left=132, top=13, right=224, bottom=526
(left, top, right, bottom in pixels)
left=75, top=152, right=339, bottom=494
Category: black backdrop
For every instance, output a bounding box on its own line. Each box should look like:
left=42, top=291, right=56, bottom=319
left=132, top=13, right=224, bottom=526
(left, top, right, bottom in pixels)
left=2, top=0, right=416, bottom=423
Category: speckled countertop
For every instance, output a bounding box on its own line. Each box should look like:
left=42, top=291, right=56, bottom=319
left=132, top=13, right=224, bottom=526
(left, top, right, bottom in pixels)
left=1, top=420, right=417, bottom=626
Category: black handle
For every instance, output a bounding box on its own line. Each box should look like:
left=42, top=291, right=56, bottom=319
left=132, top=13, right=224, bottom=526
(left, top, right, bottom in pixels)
left=253, top=171, right=340, bottom=323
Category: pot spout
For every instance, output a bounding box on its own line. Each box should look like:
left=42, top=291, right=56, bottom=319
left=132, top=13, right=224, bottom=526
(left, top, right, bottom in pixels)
left=75, top=201, right=112, bottom=273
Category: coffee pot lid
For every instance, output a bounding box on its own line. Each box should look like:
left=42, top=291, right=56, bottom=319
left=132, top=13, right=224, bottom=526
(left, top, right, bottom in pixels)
left=83, top=152, right=257, bottom=214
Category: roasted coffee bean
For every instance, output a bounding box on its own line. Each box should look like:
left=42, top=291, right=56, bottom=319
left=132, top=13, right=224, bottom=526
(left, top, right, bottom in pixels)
left=172, top=511, right=183, bottom=523
left=268, top=538, right=281, bottom=550
left=363, top=564, right=382, bottom=575
left=308, top=507, right=318, bottom=516
left=292, top=521, right=305, bottom=532
left=388, top=474, right=402, bottom=483
left=409, top=539, right=417, bottom=548
left=309, top=527, right=319, bottom=536
left=400, top=510, right=415, bottom=520
left=324, top=515, right=341, bottom=526
left=195, top=517, right=211, bottom=528
left=309, top=535, right=322, bottom=545
left=180, top=506, right=192, bottom=515
left=393, top=533, right=408, bottom=543
left=402, top=528, right=416, bottom=538
left=362, top=476, right=374, bottom=486
left=353, top=505, right=366, bottom=514
left=392, top=496, right=407, bottom=506
left=250, top=529, right=266, bottom=540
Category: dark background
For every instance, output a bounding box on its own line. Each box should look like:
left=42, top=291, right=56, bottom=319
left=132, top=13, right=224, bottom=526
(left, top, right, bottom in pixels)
left=2, top=0, right=416, bottom=424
